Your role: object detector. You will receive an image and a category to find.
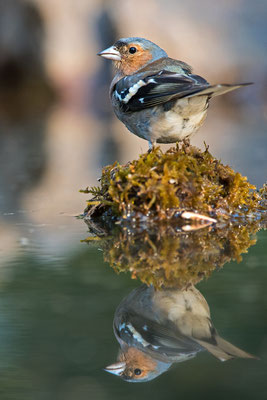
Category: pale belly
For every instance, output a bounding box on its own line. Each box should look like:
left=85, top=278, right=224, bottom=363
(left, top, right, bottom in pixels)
left=151, top=109, right=207, bottom=143
left=116, top=95, right=209, bottom=144
left=150, top=97, right=208, bottom=144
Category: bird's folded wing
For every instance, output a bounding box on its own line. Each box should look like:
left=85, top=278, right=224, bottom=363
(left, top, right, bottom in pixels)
left=115, top=313, right=201, bottom=355
left=113, top=71, right=210, bottom=112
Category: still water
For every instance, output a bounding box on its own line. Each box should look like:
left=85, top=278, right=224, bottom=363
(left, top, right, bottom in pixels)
left=0, top=211, right=266, bottom=400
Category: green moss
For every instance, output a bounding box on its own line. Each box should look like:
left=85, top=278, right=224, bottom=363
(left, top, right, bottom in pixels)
left=81, top=143, right=267, bottom=288
left=82, top=143, right=263, bottom=221
left=83, top=219, right=263, bottom=289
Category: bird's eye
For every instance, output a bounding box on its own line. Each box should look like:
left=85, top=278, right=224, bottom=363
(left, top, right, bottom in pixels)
left=129, top=47, right=137, bottom=54
left=134, top=368, right=142, bottom=375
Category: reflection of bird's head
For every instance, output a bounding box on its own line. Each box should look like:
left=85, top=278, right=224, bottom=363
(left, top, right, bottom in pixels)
left=98, top=37, right=167, bottom=75
left=105, top=346, right=171, bottom=382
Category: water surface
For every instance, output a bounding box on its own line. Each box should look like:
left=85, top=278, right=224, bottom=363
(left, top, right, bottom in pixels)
left=0, top=212, right=266, bottom=399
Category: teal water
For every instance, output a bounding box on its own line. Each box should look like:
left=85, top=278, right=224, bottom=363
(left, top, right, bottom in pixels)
left=0, top=214, right=266, bottom=400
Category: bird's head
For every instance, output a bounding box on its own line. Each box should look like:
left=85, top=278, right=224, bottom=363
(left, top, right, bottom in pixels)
left=97, top=37, right=167, bottom=75
left=104, top=346, right=171, bottom=383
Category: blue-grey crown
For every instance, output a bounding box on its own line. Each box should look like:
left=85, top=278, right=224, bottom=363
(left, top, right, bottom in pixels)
left=115, top=37, right=168, bottom=60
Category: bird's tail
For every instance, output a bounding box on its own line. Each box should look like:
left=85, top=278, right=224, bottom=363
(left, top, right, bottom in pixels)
left=189, top=82, right=252, bottom=99
left=195, top=335, right=257, bottom=361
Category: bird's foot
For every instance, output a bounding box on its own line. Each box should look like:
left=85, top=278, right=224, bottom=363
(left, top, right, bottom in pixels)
left=148, top=141, right=156, bottom=153
left=182, top=138, right=191, bottom=147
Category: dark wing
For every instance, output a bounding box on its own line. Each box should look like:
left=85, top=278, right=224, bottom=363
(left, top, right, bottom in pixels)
left=114, top=312, right=201, bottom=356
left=113, top=71, right=210, bottom=112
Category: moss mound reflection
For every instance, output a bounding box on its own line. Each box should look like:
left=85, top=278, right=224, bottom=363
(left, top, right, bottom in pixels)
left=82, top=143, right=262, bottom=221
left=83, top=219, right=264, bottom=289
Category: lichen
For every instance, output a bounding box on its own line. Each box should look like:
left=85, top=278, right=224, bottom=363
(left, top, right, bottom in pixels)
left=82, top=143, right=263, bottom=221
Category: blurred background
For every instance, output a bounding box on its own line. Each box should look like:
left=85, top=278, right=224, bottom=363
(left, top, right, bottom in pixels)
left=0, top=0, right=266, bottom=217
left=0, top=1, right=266, bottom=398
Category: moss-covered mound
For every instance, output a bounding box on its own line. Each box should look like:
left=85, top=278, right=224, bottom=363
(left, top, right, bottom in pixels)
left=82, top=143, right=263, bottom=221
left=83, top=219, right=263, bottom=289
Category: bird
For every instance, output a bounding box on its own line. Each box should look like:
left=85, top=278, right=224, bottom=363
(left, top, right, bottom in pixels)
left=98, top=37, right=251, bottom=150
left=104, top=285, right=256, bottom=382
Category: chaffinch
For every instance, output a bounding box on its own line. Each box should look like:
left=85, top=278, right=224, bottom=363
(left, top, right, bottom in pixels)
left=105, top=285, right=255, bottom=382
left=98, top=37, right=250, bottom=150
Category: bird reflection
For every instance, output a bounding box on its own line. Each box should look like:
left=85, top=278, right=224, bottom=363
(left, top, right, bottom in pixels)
left=105, top=285, right=255, bottom=382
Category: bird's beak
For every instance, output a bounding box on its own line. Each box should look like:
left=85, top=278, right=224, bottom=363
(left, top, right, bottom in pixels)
left=97, top=46, right=121, bottom=61
left=104, top=361, right=126, bottom=376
